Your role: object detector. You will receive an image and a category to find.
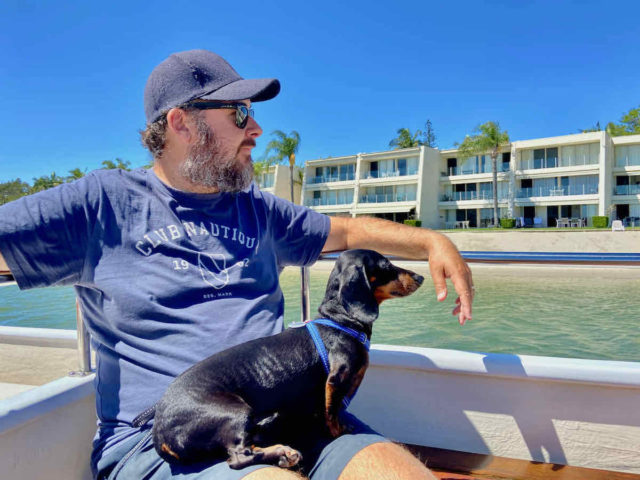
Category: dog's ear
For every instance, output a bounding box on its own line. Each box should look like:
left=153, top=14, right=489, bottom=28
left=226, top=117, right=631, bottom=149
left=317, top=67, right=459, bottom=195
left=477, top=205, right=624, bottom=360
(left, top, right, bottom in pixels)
left=338, top=264, right=379, bottom=325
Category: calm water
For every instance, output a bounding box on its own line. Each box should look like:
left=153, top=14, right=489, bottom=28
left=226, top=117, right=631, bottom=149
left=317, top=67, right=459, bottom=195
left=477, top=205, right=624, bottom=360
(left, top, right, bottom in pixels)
left=1, top=263, right=639, bottom=362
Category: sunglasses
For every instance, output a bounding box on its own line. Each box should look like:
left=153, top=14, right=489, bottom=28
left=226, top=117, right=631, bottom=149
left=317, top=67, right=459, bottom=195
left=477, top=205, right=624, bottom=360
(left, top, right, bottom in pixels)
left=183, top=101, right=255, bottom=129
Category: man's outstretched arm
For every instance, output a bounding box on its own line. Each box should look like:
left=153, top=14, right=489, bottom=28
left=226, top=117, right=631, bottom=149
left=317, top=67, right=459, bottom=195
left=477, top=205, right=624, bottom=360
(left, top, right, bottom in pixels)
left=323, top=216, right=474, bottom=325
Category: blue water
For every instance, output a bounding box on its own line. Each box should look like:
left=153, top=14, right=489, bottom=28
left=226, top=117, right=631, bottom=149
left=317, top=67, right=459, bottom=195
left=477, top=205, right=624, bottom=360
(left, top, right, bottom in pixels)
left=1, top=263, right=639, bottom=362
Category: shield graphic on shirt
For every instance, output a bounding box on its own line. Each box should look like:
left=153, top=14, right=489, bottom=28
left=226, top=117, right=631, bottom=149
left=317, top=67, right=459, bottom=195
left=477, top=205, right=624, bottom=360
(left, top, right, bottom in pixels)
left=198, top=253, right=249, bottom=290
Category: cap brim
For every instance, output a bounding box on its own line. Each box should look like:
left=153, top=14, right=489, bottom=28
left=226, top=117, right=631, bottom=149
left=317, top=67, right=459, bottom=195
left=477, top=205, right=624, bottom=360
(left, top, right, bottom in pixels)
left=199, top=78, right=280, bottom=103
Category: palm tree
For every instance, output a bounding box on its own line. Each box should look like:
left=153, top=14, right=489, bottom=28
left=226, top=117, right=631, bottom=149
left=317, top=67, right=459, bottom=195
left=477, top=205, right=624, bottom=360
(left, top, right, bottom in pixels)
left=30, top=172, right=65, bottom=193
left=264, top=130, right=300, bottom=202
left=456, top=122, right=510, bottom=227
left=67, top=168, right=86, bottom=182
left=388, top=128, right=423, bottom=149
left=101, top=158, right=131, bottom=170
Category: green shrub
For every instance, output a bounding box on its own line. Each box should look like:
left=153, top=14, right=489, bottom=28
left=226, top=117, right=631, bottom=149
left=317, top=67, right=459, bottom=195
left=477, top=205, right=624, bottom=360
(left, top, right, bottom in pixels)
left=500, top=218, right=516, bottom=228
left=592, top=216, right=608, bottom=228
left=403, top=219, right=422, bottom=227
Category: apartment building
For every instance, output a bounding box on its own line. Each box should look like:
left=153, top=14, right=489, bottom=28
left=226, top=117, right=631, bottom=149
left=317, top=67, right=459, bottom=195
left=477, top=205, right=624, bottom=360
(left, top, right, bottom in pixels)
left=302, top=147, right=441, bottom=226
left=255, top=164, right=302, bottom=204
left=302, top=132, right=640, bottom=229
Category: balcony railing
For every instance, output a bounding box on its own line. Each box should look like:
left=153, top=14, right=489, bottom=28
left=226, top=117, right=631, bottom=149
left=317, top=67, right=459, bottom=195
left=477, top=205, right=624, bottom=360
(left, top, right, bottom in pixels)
left=616, top=157, right=640, bottom=167
left=361, top=169, right=419, bottom=179
left=519, top=158, right=598, bottom=170
left=441, top=191, right=498, bottom=201
left=307, top=172, right=355, bottom=184
left=517, top=185, right=598, bottom=198
left=614, top=185, right=640, bottom=195
left=359, top=193, right=416, bottom=203
left=304, top=197, right=353, bottom=207
left=445, top=165, right=510, bottom=176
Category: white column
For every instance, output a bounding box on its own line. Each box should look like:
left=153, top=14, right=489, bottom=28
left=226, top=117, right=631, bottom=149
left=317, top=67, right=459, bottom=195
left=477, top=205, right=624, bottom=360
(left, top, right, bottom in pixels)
left=508, top=143, right=517, bottom=218
left=353, top=154, right=363, bottom=217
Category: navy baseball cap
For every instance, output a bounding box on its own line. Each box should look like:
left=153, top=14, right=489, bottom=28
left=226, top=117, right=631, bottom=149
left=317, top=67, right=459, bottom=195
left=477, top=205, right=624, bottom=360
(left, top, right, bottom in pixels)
left=144, top=49, right=281, bottom=124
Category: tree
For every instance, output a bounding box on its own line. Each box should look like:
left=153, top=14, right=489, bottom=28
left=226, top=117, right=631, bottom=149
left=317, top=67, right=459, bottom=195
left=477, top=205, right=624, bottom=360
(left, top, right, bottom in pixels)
left=30, top=172, right=65, bottom=193
left=0, top=179, right=30, bottom=205
left=67, top=168, right=86, bottom=182
left=264, top=130, right=300, bottom=202
left=252, top=159, right=274, bottom=188
left=102, top=158, right=131, bottom=170
left=606, top=105, right=640, bottom=136
left=423, top=120, right=437, bottom=148
left=389, top=128, right=423, bottom=149
left=580, top=121, right=602, bottom=133
left=456, top=121, right=510, bottom=227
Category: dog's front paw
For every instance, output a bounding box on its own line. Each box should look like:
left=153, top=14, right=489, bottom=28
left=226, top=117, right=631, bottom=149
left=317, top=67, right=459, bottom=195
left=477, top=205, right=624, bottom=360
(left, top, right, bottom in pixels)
left=276, top=445, right=302, bottom=468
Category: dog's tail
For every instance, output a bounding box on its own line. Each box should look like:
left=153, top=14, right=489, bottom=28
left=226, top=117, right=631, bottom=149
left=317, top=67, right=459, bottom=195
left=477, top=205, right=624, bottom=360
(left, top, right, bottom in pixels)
left=132, top=404, right=156, bottom=428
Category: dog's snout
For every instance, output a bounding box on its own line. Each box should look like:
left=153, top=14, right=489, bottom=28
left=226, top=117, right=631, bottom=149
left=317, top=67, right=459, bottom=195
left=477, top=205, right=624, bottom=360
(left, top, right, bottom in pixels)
left=413, top=273, right=424, bottom=286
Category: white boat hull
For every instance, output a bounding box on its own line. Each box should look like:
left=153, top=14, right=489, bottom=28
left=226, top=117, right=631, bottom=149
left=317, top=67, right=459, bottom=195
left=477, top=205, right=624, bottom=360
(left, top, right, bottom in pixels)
left=1, top=332, right=639, bottom=478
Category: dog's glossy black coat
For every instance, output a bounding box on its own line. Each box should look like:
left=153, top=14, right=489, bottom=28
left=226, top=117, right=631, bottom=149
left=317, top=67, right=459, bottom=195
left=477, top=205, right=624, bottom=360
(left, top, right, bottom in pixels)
left=149, top=249, right=424, bottom=469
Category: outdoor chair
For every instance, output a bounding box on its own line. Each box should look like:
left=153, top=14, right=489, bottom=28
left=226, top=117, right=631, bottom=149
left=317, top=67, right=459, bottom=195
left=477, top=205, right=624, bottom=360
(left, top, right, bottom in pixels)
left=611, top=220, right=625, bottom=232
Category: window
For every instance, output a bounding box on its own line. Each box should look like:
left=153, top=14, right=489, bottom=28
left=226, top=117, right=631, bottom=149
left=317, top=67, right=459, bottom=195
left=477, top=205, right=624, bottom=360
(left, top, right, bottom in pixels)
left=533, top=149, right=545, bottom=169
left=561, top=143, right=599, bottom=166
left=615, top=145, right=640, bottom=167
left=397, top=158, right=407, bottom=176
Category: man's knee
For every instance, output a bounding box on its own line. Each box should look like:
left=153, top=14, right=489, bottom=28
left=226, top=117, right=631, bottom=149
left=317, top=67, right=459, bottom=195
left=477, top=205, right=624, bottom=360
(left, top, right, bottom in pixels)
left=339, top=442, right=437, bottom=480
left=242, top=466, right=306, bottom=480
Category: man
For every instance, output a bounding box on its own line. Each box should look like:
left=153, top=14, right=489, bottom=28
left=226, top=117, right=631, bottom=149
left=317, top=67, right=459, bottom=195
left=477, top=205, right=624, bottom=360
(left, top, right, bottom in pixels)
left=0, top=49, right=473, bottom=480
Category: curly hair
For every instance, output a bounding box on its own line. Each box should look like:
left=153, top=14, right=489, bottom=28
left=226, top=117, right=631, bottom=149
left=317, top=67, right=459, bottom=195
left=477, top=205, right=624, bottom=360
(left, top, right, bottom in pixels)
left=139, top=105, right=203, bottom=158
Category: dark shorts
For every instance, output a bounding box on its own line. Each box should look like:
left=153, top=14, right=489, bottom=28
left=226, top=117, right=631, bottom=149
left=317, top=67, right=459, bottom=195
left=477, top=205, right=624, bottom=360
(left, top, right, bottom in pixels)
left=96, top=413, right=388, bottom=480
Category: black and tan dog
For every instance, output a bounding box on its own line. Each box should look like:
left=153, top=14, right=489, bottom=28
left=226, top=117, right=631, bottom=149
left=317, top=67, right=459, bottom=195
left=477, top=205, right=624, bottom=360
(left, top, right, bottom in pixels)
left=141, top=249, right=423, bottom=470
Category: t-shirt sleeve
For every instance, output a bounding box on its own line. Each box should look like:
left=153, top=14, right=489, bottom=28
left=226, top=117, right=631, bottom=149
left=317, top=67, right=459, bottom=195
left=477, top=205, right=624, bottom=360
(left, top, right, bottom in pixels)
left=264, top=193, right=331, bottom=267
left=0, top=175, right=99, bottom=289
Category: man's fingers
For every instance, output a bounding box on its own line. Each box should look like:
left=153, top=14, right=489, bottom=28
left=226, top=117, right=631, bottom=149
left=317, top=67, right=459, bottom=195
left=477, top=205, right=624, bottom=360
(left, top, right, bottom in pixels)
left=451, top=269, right=474, bottom=324
left=430, top=264, right=448, bottom=301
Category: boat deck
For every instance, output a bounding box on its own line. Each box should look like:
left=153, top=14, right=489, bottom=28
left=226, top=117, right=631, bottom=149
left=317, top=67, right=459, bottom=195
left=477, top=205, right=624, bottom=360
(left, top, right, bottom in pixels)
left=410, top=445, right=640, bottom=480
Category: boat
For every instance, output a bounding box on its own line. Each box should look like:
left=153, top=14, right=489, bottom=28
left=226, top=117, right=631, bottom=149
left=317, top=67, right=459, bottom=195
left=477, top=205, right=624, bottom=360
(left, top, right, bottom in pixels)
left=1, top=262, right=639, bottom=480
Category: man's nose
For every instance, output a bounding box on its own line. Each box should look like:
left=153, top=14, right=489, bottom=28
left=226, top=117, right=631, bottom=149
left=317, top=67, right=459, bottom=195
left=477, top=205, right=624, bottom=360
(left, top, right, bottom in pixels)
left=246, top=117, right=262, bottom=138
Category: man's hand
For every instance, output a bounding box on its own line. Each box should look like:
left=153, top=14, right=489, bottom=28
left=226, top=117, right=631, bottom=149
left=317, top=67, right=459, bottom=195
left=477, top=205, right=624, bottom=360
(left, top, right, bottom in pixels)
left=426, top=233, right=474, bottom=325
left=324, top=216, right=474, bottom=325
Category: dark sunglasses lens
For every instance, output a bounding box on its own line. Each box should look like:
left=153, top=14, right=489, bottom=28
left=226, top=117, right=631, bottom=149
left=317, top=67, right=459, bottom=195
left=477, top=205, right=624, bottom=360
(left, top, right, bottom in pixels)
left=235, top=106, right=255, bottom=128
left=236, top=106, right=249, bottom=128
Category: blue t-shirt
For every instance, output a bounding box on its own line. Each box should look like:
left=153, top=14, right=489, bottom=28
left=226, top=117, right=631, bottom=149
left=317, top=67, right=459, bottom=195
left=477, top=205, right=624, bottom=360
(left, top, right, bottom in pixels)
left=0, top=168, right=330, bottom=461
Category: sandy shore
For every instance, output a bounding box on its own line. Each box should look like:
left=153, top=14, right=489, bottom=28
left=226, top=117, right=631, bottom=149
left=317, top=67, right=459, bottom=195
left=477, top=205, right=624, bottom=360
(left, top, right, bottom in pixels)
left=443, top=229, right=640, bottom=253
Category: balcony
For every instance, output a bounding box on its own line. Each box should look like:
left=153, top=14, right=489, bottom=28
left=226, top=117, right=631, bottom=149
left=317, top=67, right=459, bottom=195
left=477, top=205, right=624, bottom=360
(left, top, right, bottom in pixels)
left=304, top=197, right=353, bottom=207
left=441, top=191, right=498, bottom=201
left=516, top=185, right=598, bottom=198
left=616, top=158, right=640, bottom=168
left=257, top=179, right=274, bottom=189
left=307, top=172, right=356, bottom=184
left=359, top=193, right=417, bottom=204
left=614, top=185, right=640, bottom=195
left=444, top=165, right=510, bottom=176
left=519, top=159, right=598, bottom=170
left=361, top=169, right=419, bottom=180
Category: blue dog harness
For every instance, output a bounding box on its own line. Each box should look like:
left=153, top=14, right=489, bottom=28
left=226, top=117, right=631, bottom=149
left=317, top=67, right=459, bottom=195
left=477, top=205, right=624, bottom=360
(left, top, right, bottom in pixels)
left=290, top=318, right=370, bottom=409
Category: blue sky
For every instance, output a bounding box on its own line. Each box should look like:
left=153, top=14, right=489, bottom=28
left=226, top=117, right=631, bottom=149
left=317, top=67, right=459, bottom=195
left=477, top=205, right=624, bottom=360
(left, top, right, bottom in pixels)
left=1, top=0, right=639, bottom=183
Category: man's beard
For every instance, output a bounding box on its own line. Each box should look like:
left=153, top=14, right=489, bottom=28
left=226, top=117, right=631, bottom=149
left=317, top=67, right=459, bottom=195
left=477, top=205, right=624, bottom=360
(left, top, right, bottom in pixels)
left=179, top=114, right=254, bottom=192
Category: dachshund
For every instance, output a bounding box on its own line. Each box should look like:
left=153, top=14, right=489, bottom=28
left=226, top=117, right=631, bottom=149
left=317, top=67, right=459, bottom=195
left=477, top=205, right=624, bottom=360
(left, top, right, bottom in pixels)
left=138, top=249, right=424, bottom=470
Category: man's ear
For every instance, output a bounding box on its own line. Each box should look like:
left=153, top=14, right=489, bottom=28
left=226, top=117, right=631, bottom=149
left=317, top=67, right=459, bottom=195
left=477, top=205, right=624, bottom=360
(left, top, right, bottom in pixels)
left=338, top=264, right=379, bottom=325
left=166, top=108, right=196, bottom=144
